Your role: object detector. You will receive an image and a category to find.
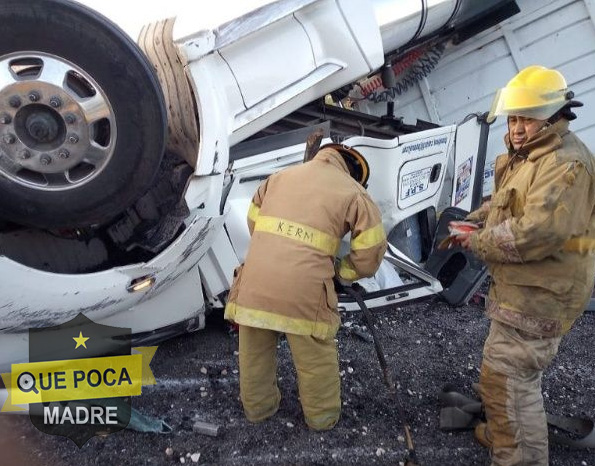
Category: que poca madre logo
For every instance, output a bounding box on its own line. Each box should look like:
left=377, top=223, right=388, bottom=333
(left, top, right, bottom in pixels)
left=1, top=313, right=156, bottom=447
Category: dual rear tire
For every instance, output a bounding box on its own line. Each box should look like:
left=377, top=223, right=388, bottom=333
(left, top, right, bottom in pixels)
left=0, top=0, right=167, bottom=228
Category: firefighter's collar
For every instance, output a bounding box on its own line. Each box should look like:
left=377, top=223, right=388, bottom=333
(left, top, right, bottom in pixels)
left=313, top=148, right=350, bottom=175
left=505, top=120, right=568, bottom=161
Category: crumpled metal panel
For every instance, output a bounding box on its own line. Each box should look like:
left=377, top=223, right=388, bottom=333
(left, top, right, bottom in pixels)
left=0, top=214, right=225, bottom=334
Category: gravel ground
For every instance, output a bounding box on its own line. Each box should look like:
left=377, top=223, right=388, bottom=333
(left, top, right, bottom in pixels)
left=1, top=291, right=593, bottom=466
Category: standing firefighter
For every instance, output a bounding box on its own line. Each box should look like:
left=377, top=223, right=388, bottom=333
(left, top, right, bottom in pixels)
left=225, top=144, right=387, bottom=430
left=456, top=65, right=595, bottom=464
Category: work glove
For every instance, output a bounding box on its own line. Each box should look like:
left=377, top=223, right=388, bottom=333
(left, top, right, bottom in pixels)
left=450, top=232, right=473, bottom=250
left=333, top=257, right=354, bottom=291
left=333, top=275, right=352, bottom=293
left=438, top=221, right=479, bottom=250
left=448, top=220, right=480, bottom=235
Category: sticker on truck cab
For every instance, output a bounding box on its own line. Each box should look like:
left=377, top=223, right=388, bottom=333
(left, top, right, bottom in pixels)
left=400, top=167, right=432, bottom=200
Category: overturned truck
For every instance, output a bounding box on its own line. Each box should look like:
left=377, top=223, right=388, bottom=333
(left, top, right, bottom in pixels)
left=0, top=0, right=520, bottom=370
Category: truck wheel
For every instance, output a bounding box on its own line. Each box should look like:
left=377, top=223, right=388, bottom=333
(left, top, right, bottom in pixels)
left=0, top=0, right=166, bottom=228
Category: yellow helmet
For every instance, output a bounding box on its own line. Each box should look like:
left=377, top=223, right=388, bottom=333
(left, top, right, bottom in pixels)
left=319, top=143, right=370, bottom=186
left=487, top=65, right=570, bottom=123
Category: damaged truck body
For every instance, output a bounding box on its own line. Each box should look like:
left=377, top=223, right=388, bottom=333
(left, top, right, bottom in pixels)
left=0, top=0, right=520, bottom=372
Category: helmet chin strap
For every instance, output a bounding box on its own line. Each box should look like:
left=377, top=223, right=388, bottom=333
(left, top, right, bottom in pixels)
left=538, top=121, right=551, bottom=132
left=508, top=141, right=527, bottom=159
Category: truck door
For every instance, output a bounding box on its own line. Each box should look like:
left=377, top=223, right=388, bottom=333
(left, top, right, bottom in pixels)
left=224, top=115, right=489, bottom=310
left=335, top=125, right=457, bottom=310
left=339, top=114, right=489, bottom=309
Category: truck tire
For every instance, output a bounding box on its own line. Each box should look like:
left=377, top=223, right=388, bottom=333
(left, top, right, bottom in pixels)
left=0, top=0, right=166, bottom=228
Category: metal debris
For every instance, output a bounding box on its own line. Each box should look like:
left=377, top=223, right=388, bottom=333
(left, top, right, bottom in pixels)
left=192, top=420, right=221, bottom=437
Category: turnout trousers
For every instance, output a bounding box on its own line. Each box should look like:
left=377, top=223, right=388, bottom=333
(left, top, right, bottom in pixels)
left=478, top=320, right=562, bottom=465
left=238, top=325, right=341, bottom=430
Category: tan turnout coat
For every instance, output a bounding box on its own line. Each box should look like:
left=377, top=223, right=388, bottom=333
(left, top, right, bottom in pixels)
left=225, top=148, right=387, bottom=340
left=469, top=120, right=595, bottom=336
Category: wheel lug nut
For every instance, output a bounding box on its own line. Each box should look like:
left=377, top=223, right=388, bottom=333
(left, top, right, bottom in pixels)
left=2, top=133, right=16, bottom=144
left=20, top=150, right=31, bottom=160
left=64, top=113, right=76, bottom=124
left=58, top=149, right=70, bottom=159
left=28, top=91, right=40, bottom=102
left=9, top=96, right=21, bottom=108
left=68, top=134, right=79, bottom=144
left=49, top=96, right=62, bottom=108
left=40, top=154, right=52, bottom=165
left=0, top=114, right=11, bottom=124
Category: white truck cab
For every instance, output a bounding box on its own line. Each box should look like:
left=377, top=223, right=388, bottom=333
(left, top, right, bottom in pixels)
left=0, top=0, right=520, bottom=374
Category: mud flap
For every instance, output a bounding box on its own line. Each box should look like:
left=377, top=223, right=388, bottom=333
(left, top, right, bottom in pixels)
left=424, top=206, right=487, bottom=306
left=438, top=386, right=595, bottom=449
left=547, top=414, right=595, bottom=449
left=438, top=385, right=483, bottom=431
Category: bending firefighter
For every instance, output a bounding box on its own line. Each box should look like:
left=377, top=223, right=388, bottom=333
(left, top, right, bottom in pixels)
left=225, top=144, right=387, bottom=430
left=455, top=65, right=595, bottom=465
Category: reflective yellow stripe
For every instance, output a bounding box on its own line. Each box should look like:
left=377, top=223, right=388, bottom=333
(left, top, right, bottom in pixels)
left=563, top=237, right=595, bottom=254
left=224, top=302, right=339, bottom=340
left=351, top=223, right=386, bottom=250
left=338, top=257, right=358, bottom=281
left=254, top=215, right=340, bottom=255
left=248, top=202, right=260, bottom=223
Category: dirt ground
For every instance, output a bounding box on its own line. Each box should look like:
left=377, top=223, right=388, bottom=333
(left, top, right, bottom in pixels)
left=1, top=290, right=593, bottom=466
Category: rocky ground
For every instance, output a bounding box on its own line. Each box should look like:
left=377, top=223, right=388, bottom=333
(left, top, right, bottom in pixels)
left=1, top=290, right=593, bottom=466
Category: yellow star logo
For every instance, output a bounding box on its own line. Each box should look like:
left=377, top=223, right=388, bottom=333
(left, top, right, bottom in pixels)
left=73, top=331, right=89, bottom=349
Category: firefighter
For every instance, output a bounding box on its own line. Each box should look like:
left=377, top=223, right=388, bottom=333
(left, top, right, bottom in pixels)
left=225, top=144, right=387, bottom=431
left=455, top=65, right=595, bottom=464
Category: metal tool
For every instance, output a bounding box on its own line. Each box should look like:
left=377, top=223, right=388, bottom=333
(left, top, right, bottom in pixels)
left=343, top=285, right=419, bottom=466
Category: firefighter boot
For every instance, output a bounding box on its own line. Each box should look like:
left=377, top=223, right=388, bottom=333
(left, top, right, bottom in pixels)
left=475, top=422, right=493, bottom=449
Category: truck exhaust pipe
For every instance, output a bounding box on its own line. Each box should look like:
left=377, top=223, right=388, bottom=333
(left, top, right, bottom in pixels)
left=373, top=0, right=520, bottom=55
